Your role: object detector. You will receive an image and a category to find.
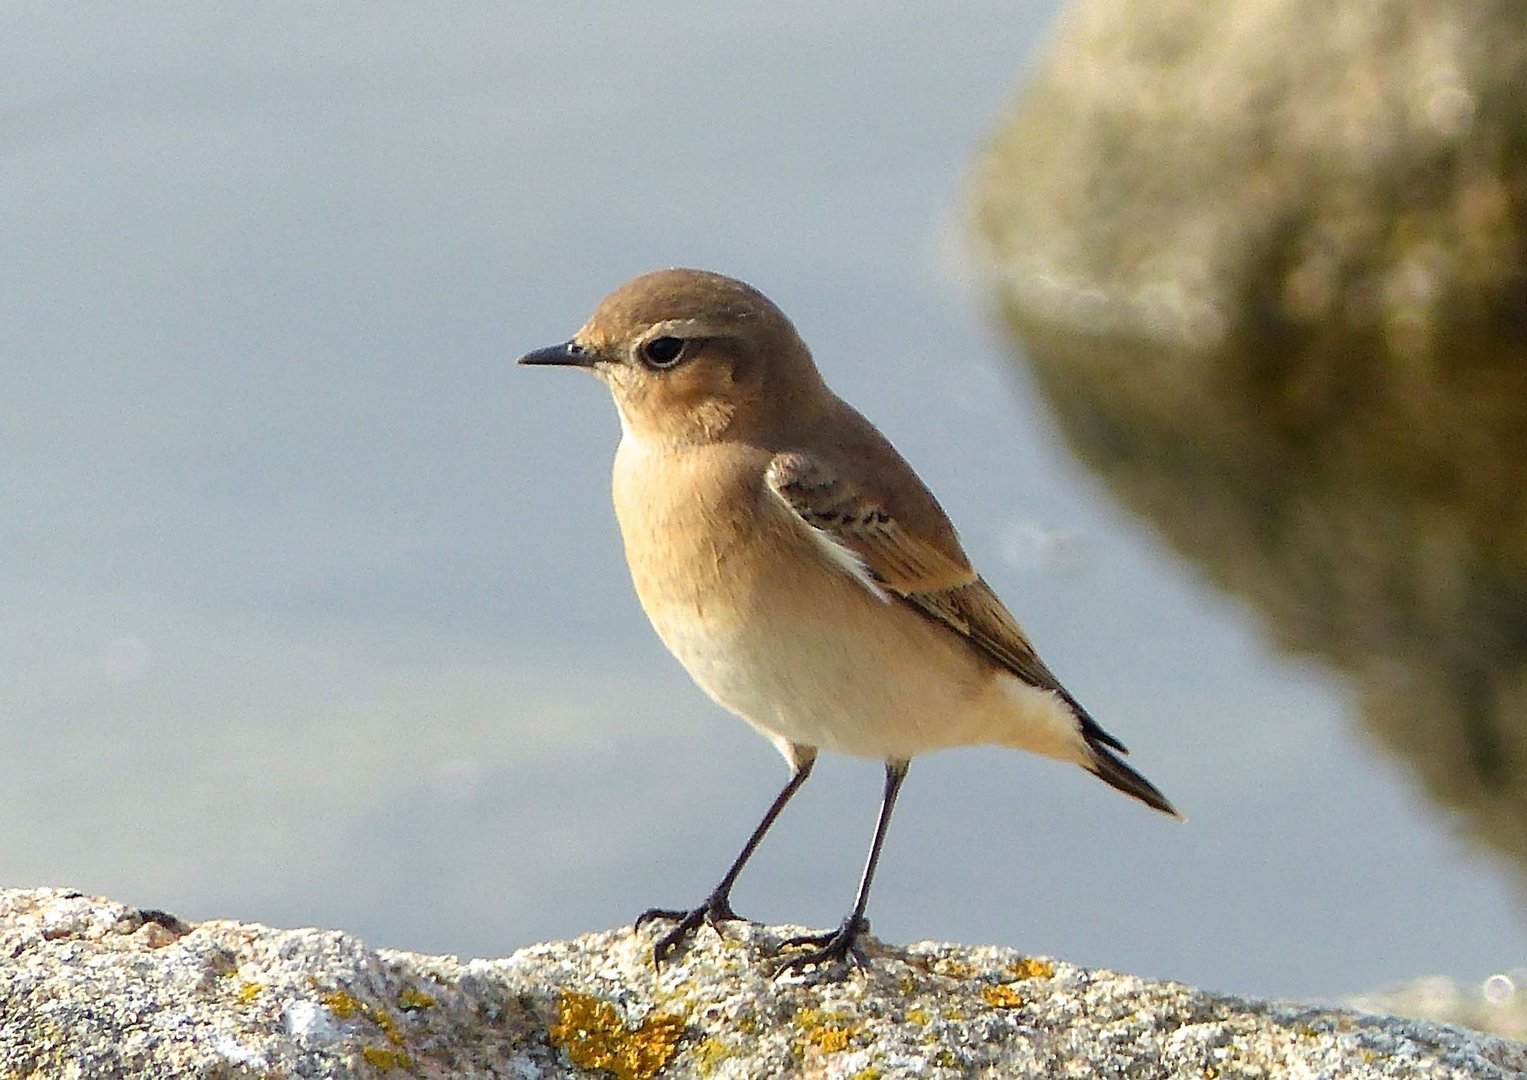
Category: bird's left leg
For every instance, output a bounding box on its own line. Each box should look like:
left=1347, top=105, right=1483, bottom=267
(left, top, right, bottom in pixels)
left=638, top=750, right=817, bottom=964
left=775, top=758, right=909, bottom=977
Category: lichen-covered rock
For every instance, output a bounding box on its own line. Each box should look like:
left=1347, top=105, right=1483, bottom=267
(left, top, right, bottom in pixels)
left=1, top=889, right=1521, bottom=1078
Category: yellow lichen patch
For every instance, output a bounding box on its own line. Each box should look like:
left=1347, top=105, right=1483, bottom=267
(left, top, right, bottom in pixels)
left=790, top=1006, right=860, bottom=1059
left=1006, top=957, right=1055, bottom=981
left=319, top=988, right=406, bottom=1046
left=549, top=990, right=684, bottom=1080
left=791, top=1006, right=853, bottom=1030
left=371, top=1008, right=404, bottom=1046
left=360, top=1045, right=414, bottom=1071
left=981, top=984, right=1024, bottom=1009
left=397, top=987, right=436, bottom=1012
left=806, top=1026, right=853, bottom=1053
left=933, top=958, right=977, bottom=980
left=692, top=1036, right=731, bottom=1076
left=233, top=981, right=264, bottom=1005
left=904, top=1007, right=930, bottom=1026
left=322, top=989, right=363, bottom=1020
left=851, top=1069, right=882, bottom=1080
left=896, top=974, right=917, bottom=996
left=792, top=1006, right=824, bottom=1028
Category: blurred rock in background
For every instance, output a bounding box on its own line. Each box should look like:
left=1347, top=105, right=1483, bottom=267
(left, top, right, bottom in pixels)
left=1348, top=968, right=1526, bottom=1043
left=971, top=1, right=1527, bottom=879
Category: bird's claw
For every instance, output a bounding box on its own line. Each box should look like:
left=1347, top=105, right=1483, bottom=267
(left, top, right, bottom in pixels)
left=773, top=916, right=870, bottom=978
left=635, top=893, right=744, bottom=964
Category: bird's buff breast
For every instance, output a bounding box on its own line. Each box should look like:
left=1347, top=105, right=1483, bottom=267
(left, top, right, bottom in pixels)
left=611, top=437, right=1004, bottom=759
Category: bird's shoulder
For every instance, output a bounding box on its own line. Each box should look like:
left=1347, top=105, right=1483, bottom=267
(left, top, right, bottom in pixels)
left=764, top=403, right=973, bottom=594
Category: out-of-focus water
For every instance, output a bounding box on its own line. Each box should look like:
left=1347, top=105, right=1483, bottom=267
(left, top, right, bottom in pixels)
left=3, top=3, right=1521, bottom=1001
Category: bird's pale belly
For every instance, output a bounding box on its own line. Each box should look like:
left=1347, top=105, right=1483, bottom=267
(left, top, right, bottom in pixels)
left=635, top=543, right=1017, bottom=762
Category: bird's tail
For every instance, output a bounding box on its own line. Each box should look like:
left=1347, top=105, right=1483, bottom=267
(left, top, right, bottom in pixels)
left=1086, top=739, right=1181, bottom=819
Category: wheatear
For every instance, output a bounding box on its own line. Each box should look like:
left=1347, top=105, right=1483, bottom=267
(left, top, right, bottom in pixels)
left=521, top=269, right=1178, bottom=975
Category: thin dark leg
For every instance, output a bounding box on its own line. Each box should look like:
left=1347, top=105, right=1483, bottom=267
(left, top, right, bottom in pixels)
left=637, top=757, right=816, bottom=964
left=775, top=758, right=909, bottom=977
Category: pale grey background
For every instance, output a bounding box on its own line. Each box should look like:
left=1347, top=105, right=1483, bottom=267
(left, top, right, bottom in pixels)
left=3, top=3, right=1521, bottom=1000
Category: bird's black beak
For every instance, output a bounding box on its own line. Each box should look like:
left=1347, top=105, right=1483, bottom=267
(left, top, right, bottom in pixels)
left=518, top=341, right=596, bottom=368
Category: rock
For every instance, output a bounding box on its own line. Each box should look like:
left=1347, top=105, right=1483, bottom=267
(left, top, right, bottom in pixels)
left=969, top=0, right=1527, bottom=878
left=2, top=889, right=1521, bottom=1078
left=973, top=0, right=1527, bottom=357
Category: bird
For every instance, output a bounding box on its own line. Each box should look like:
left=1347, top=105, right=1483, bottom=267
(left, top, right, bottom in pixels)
left=520, top=268, right=1179, bottom=976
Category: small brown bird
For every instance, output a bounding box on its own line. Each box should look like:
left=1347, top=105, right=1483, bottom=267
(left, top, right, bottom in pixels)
left=521, top=269, right=1178, bottom=975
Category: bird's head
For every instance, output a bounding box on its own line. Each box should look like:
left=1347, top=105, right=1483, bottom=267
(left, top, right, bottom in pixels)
left=520, top=268, right=829, bottom=445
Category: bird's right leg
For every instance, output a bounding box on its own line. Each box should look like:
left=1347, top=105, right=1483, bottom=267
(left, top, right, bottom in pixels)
left=637, top=752, right=816, bottom=964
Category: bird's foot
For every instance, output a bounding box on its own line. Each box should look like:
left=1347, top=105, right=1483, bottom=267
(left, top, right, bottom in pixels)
left=773, top=915, right=870, bottom=978
left=635, top=893, right=745, bottom=964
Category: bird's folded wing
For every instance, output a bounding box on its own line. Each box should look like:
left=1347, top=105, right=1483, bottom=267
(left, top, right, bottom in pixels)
left=764, top=450, right=1077, bottom=703
left=765, top=450, right=971, bottom=594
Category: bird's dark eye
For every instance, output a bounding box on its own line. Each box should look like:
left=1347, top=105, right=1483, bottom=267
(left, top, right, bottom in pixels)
left=640, top=335, right=688, bottom=369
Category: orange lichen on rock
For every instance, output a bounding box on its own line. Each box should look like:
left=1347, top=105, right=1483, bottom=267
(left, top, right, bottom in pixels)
left=549, top=990, right=684, bottom=1080
left=982, top=984, right=1024, bottom=1009
left=1006, top=957, right=1056, bottom=981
